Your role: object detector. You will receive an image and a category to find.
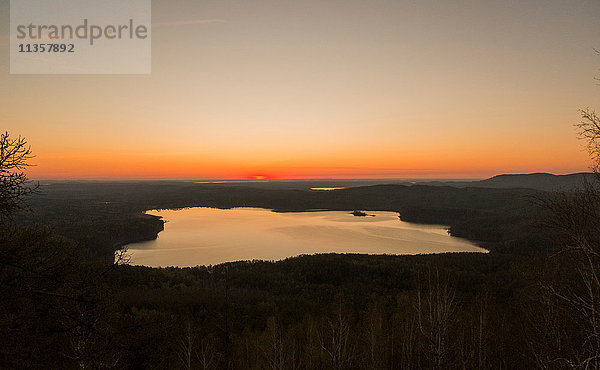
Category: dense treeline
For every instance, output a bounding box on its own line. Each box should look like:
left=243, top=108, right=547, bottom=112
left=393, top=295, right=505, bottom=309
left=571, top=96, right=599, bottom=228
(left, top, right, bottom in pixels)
left=3, top=181, right=562, bottom=369
left=2, top=181, right=586, bottom=369
left=19, top=181, right=548, bottom=257
left=3, top=121, right=600, bottom=368
left=1, top=245, right=588, bottom=369
left=111, top=253, right=527, bottom=369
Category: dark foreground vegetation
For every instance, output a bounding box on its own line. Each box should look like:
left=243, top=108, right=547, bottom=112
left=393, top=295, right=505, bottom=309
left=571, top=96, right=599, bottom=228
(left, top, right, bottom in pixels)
left=2, top=225, right=598, bottom=369
left=2, top=108, right=600, bottom=369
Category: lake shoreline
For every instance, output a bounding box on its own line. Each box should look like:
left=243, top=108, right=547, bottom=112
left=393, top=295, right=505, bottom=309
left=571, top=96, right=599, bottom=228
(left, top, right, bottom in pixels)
left=124, top=207, right=487, bottom=267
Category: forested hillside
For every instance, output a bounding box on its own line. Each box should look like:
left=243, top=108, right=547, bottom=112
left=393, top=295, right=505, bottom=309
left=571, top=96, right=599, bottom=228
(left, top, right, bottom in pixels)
left=2, top=127, right=600, bottom=368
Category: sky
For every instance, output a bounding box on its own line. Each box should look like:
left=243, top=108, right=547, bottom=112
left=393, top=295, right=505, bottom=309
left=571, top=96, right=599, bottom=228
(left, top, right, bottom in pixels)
left=1, top=0, right=600, bottom=179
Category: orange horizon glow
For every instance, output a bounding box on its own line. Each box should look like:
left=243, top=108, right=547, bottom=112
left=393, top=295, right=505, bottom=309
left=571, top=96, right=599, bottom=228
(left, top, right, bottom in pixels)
left=25, top=146, right=592, bottom=180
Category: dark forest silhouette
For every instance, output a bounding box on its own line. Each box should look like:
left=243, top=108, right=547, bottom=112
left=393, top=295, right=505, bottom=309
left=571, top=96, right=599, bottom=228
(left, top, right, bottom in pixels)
left=0, top=104, right=599, bottom=368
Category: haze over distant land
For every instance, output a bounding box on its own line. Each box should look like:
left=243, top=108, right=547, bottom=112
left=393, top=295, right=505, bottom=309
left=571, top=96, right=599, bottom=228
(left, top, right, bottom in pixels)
left=1, top=0, right=599, bottom=178
left=416, top=172, right=599, bottom=191
left=34, top=173, right=598, bottom=192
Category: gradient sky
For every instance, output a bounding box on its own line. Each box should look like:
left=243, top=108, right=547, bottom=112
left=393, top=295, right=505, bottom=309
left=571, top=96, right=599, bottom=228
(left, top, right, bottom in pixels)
left=1, top=0, right=600, bottom=179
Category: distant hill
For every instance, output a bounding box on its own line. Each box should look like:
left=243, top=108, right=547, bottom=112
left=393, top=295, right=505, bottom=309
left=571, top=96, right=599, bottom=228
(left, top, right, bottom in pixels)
left=417, top=172, right=597, bottom=191
left=36, top=173, right=597, bottom=192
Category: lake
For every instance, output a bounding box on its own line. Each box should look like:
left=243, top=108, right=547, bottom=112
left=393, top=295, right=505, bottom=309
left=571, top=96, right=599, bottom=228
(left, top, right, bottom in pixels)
left=126, top=207, right=486, bottom=267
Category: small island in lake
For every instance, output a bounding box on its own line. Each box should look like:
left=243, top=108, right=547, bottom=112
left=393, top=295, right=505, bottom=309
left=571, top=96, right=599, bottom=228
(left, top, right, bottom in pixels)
left=350, top=210, right=375, bottom=217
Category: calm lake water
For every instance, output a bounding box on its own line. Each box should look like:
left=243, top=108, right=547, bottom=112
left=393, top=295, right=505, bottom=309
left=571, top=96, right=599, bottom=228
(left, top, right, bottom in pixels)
left=126, top=207, right=486, bottom=267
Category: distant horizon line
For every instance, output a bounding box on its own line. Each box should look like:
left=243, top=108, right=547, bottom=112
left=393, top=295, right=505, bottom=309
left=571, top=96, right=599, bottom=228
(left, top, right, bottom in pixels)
left=30, top=171, right=594, bottom=182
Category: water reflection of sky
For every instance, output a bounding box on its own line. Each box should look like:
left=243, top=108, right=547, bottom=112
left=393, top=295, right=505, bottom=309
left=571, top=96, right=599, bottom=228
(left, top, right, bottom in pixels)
left=126, top=207, right=486, bottom=267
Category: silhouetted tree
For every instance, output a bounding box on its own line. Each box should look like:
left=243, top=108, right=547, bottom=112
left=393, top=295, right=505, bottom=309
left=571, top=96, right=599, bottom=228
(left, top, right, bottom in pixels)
left=578, top=108, right=600, bottom=174
left=0, top=133, right=124, bottom=368
left=529, top=94, right=600, bottom=368
left=319, top=299, right=356, bottom=370
left=198, top=332, right=220, bottom=370
left=177, top=321, right=195, bottom=370
left=415, top=267, right=456, bottom=369
left=0, top=132, right=37, bottom=220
